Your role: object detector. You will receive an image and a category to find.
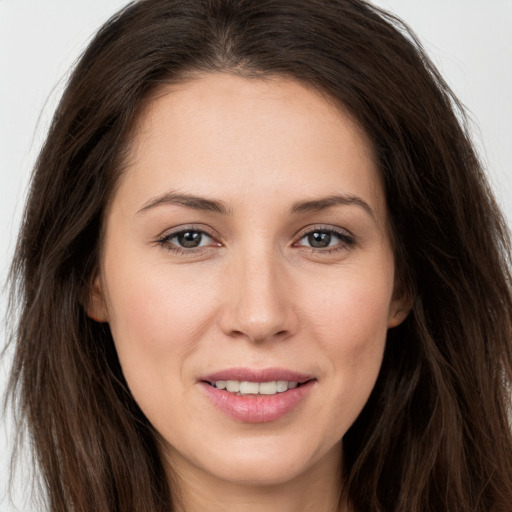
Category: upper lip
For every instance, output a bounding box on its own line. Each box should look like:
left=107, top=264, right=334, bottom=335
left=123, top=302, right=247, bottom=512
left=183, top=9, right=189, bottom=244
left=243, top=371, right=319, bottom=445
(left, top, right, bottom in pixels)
left=201, top=367, right=314, bottom=385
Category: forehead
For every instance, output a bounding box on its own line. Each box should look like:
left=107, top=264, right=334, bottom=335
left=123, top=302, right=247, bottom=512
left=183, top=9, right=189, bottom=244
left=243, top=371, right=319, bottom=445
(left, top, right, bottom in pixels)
left=116, top=73, right=386, bottom=222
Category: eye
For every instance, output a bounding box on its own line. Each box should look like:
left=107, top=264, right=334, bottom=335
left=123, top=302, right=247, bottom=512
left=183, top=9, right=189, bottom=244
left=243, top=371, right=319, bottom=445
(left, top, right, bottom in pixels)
left=294, top=227, right=355, bottom=251
left=171, top=230, right=212, bottom=248
left=157, top=228, right=220, bottom=252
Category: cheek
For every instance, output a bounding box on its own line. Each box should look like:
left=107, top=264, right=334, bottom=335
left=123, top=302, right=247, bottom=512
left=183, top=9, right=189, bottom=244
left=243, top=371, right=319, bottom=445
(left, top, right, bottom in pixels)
left=333, top=290, right=388, bottom=365
left=106, top=261, right=216, bottom=341
left=300, top=265, right=393, bottom=414
left=102, top=256, right=223, bottom=397
left=305, top=266, right=392, bottom=353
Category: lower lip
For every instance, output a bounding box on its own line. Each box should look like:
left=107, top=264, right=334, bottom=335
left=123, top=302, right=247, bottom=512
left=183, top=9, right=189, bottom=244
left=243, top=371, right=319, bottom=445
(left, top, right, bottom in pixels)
left=199, top=381, right=315, bottom=423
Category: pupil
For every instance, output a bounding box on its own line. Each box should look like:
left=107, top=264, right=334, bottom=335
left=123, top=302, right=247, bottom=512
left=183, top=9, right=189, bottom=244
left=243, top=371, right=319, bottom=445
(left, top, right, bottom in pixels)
left=308, top=232, right=331, bottom=248
left=178, top=231, right=201, bottom=248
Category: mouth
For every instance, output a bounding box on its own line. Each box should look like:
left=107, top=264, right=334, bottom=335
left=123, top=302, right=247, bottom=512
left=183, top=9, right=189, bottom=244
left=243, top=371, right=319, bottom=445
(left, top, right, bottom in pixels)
left=200, top=367, right=314, bottom=394
left=204, top=379, right=308, bottom=396
left=199, top=368, right=315, bottom=422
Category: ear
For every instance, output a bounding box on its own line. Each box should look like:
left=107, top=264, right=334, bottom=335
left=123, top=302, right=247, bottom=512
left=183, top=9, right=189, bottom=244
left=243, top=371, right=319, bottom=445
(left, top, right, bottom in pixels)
left=387, top=289, right=413, bottom=328
left=86, top=276, right=109, bottom=323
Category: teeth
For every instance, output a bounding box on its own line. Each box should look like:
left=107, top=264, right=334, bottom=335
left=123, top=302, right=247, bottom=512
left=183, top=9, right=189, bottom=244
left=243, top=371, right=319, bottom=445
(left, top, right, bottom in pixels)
left=226, top=380, right=240, bottom=393
left=239, top=381, right=259, bottom=394
left=276, top=380, right=288, bottom=392
left=259, top=381, right=278, bottom=395
left=214, top=380, right=300, bottom=395
left=215, top=380, right=227, bottom=390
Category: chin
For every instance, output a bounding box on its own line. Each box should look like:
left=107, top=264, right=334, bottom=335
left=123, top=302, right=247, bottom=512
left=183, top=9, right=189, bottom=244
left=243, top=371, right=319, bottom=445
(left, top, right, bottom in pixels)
left=211, top=455, right=311, bottom=486
left=163, top=431, right=343, bottom=489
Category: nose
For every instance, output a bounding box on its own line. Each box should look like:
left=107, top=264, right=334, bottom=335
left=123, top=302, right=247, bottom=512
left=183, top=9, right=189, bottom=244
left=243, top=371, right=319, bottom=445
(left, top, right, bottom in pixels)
left=218, top=248, right=298, bottom=343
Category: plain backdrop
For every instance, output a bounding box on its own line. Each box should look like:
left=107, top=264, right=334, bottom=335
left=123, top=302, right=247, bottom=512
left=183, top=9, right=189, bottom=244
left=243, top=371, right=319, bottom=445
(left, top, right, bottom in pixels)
left=1, top=1, right=511, bottom=510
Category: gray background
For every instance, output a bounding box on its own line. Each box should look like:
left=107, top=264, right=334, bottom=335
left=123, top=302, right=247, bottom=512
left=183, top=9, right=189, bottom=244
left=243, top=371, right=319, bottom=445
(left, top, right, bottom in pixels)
left=1, top=1, right=511, bottom=510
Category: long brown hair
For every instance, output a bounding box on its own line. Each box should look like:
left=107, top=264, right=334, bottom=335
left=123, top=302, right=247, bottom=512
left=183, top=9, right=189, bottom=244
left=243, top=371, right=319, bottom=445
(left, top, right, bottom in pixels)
left=6, top=1, right=512, bottom=511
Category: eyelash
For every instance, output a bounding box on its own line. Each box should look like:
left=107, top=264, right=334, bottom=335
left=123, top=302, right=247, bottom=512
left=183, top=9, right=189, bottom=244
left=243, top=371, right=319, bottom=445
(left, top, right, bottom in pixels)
left=293, top=226, right=356, bottom=254
left=156, top=226, right=220, bottom=255
left=155, top=225, right=356, bottom=256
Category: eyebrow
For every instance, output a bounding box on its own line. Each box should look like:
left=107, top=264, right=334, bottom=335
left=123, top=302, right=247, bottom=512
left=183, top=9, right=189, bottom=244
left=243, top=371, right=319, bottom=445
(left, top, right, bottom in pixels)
left=290, top=194, right=375, bottom=219
left=137, top=191, right=374, bottom=219
left=137, top=191, right=230, bottom=215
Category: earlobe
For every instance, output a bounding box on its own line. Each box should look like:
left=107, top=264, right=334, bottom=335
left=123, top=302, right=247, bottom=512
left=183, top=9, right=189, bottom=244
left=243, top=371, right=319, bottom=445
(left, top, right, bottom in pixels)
left=86, top=277, right=109, bottom=323
left=387, top=306, right=410, bottom=328
left=387, top=293, right=413, bottom=328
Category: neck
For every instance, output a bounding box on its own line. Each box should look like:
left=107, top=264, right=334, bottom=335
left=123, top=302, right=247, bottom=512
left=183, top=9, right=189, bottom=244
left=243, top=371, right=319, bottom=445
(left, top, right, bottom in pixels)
left=163, top=443, right=348, bottom=512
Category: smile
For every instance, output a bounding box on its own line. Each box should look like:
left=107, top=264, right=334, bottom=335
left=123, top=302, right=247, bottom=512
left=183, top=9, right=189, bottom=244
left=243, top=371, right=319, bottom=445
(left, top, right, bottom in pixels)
left=211, top=380, right=299, bottom=395
left=200, top=368, right=315, bottom=423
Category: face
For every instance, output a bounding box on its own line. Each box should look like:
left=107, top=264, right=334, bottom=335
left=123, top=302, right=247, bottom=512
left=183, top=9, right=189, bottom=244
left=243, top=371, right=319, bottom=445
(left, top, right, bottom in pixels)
left=89, top=73, right=408, bottom=491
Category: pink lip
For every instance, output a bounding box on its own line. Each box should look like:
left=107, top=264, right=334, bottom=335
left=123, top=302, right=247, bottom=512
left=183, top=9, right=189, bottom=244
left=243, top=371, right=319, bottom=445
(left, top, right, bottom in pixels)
left=202, top=367, right=313, bottom=384
left=199, top=367, right=316, bottom=423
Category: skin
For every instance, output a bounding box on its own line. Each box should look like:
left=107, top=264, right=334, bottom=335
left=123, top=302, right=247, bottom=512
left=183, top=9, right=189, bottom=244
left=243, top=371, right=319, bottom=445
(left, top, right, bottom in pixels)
left=89, top=73, right=409, bottom=512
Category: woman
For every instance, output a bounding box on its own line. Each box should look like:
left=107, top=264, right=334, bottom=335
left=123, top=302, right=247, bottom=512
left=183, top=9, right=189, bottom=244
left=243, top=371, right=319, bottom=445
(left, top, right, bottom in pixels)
left=6, top=0, right=512, bottom=511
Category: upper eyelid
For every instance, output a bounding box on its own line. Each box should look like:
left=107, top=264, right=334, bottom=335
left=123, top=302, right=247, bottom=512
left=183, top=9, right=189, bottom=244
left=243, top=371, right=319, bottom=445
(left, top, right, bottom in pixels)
left=166, top=231, right=214, bottom=244
left=157, top=224, right=219, bottom=241
left=293, top=224, right=355, bottom=240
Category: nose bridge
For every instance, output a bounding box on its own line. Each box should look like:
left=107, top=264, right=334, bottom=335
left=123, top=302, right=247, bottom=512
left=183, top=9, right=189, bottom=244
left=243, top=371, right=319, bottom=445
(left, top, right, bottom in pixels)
left=220, top=242, right=296, bottom=342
